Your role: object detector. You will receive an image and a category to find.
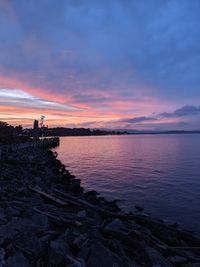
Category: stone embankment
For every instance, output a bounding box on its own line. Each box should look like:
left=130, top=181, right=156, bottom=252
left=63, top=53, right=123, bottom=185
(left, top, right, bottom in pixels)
left=0, top=138, right=59, bottom=159
left=0, top=147, right=200, bottom=266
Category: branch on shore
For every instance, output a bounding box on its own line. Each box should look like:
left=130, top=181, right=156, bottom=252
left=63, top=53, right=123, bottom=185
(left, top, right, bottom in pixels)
left=33, top=207, right=74, bottom=225
left=29, top=186, right=67, bottom=206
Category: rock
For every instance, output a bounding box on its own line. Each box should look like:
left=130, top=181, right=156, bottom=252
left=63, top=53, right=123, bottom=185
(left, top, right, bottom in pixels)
left=170, top=222, right=179, bottom=228
left=104, top=219, right=124, bottom=232
left=78, top=246, right=91, bottom=261
left=0, top=218, right=19, bottom=240
left=73, top=234, right=88, bottom=250
left=66, top=254, right=86, bottom=267
left=31, top=213, right=48, bottom=231
left=15, top=214, right=48, bottom=235
left=38, top=235, right=50, bottom=252
left=69, top=183, right=84, bottom=195
left=14, top=231, right=43, bottom=256
left=144, top=246, right=173, bottom=267
left=127, top=260, right=141, bottom=267
left=134, top=205, right=144, bottom=212
left=86, top=227, right=102, bottom=240
left=5, top=206, right=21, bottom=219
left=51, top=238, right=69, bottom=256
left=168, top=255, right=187, bottom=264
left=154, top=229, right=179, bottom=246
left=85, top=241, right=125, bottom=267
left=0, top=208, right=7, bottom=223
left=64, top=229, right=80, bottom=245
left=0, top=248, right=5, bottom=267
left=104, top=199, right=121, bottom=212
left=77, top=210, right=87, bottom=219
left=0, top=238, right=4, bottom=246
left=48, top=238, right=69, bottom=266
left=84, top=191, right=99, bottom=203
left=5, top=253, right=32, bottom=267
left=182, top=264, right=200, bottom=267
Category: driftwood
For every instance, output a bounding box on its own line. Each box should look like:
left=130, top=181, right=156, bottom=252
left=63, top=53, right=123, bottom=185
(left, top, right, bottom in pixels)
left=30, top=186, right=150, bottom=223
left=103, top=227, right=200, bottom=263
left=29, top=186, right=67, bottom=206
left=33, top=207, right=73, bottom=225
left=53, top=189, right=196, bottom=236
left=54, top=188, right=200, bottom=261
left=33, top=208, right=89, bottom=229
left=14, top=244, right=34, bottom=258
left=54, top=188, right=145, bottom=220
left=30, top=186, right=200, bottom=245
left=30, top=186, right=200, bottom=260
left=54, top=189, right=104, bottom=211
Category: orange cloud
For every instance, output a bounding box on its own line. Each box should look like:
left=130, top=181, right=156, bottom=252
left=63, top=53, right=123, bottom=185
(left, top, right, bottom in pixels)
left=0, top=73, right=180, bottom=128
left=0, top=75, right=72, bottom=104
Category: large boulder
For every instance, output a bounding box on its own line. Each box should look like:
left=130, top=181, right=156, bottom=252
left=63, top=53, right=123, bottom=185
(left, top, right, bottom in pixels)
left=84, top=241, right=126, bottom=267
left=48, top=238, right=69, bottom=266
left=5, top=253, right=32, bottom=267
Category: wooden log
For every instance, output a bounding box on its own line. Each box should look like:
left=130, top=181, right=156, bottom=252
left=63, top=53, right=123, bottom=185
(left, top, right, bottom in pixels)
left=29, top=186, right=67, bottom=206
left=53, top=189, right=176, bottom=226
left=14, top=244, right=34, bottom=258
left=53, top=189, right=200, bottom=250
left=53, top=189, right=104, bottom=211
left=33, top=207, right=72, bottom=224
left=31, top=187, right=200, bottom=252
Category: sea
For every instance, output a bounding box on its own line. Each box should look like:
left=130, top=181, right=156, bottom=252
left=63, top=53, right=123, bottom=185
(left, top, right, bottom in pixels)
left=54, top=134, right=200, bottom=235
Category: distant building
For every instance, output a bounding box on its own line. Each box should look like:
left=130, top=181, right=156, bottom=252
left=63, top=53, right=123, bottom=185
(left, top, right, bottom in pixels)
left=33, top=119, right=39, bottom=140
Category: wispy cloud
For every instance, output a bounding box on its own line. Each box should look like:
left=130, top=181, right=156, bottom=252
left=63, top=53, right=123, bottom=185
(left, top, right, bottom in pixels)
left=159, top=105, right=200, bottom=118
left=120, top=116, right=157, bottom=124
left=0, top=89, right=80, bottom=111
left=71, top=105, right=200, bottom=130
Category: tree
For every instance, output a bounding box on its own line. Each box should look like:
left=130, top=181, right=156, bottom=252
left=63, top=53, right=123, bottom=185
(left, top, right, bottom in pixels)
left=0, top=121, right=15, bottom=144
left=15, top=125, right=23, bottom=135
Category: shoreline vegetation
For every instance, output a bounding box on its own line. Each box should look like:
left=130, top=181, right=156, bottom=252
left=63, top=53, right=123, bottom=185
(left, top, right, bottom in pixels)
left=24, top=127, right=128, bottom=137
left=1, top=144, right=200, bottom=266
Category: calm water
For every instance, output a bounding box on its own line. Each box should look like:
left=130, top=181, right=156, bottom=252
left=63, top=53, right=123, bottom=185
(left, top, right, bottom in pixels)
left=54, top=134, right=200, bottom=234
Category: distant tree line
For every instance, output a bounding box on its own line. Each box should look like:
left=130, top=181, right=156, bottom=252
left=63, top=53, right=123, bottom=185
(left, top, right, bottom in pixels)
left=0, top=121, right=29, bottom=144
left=25, top=127, right=128, bottom=137
left=0, top=121, right=127, bottom=144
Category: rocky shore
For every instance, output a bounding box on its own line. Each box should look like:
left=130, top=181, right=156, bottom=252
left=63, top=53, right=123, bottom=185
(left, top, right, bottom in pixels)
left=1, top=148, right=200, bottom=267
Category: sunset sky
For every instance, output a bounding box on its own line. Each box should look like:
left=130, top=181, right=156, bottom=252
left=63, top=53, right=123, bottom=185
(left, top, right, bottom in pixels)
left=0, top=0, right=200, bottom=130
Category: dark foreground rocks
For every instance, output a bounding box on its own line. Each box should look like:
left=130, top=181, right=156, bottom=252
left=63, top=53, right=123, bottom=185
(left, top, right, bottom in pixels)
left=1, top=148, right=200, bottom=267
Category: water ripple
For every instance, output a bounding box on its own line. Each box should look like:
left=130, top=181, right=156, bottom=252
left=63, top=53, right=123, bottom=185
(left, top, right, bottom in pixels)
left=55, top=134, right=200, bottom=234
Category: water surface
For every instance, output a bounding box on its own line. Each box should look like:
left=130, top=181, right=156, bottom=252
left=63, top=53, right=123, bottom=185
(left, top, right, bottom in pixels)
left=54, top=134, right=200, bottom=234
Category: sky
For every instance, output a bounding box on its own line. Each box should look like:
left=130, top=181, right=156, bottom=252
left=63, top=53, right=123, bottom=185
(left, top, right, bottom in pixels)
left=0, top=0, right=200, bottom=130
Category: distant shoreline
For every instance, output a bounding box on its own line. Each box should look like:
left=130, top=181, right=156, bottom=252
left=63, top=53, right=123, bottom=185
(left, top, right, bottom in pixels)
left=24, top=127, right=200, bottom=138
left=41, top=131, right=200, bottom=137
left=128, top=130, right=200, bottom=135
